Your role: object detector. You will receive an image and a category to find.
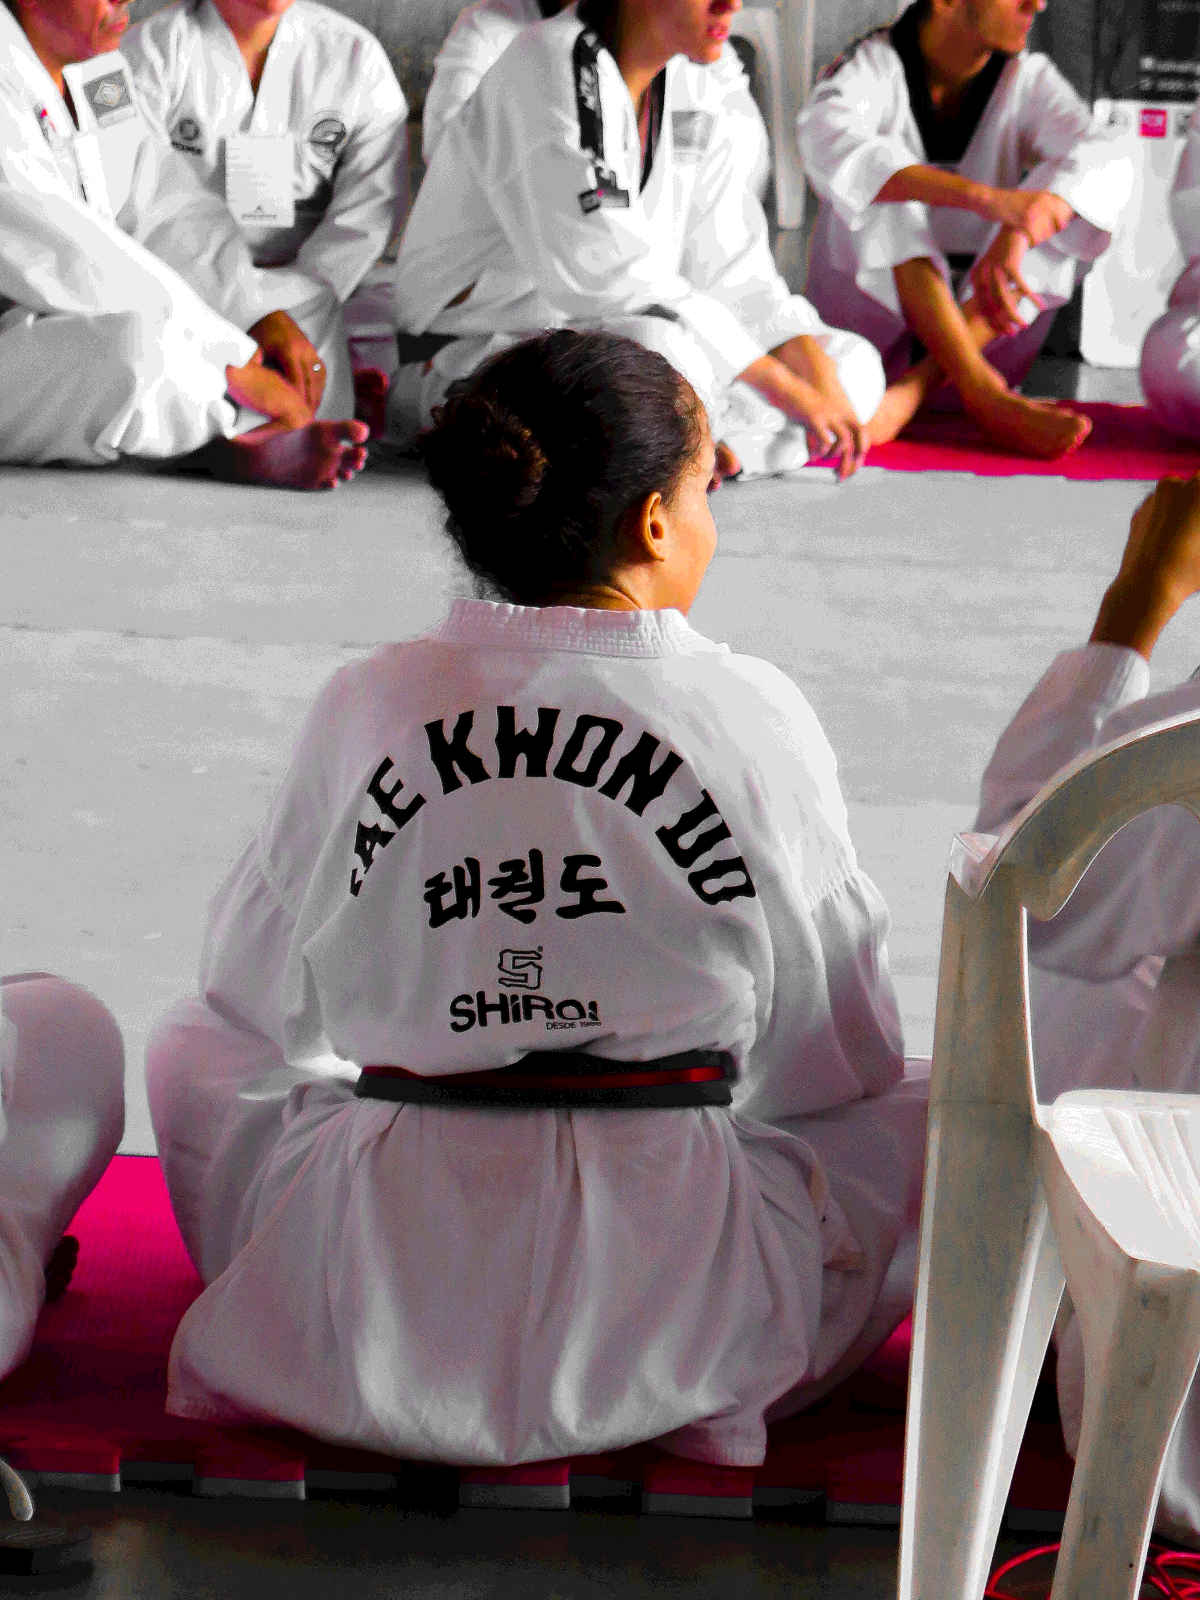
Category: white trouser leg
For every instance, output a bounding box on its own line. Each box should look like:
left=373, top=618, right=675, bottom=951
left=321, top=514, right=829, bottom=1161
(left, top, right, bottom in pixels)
left=0, top=305, right=241, bottom=465
left=0, top=974, right=124, bottom=1376
left=147, top=999, right=315, bottom=1284
left=718, top=325, right=886, bottom=478
left=765, top=1061, right=930, bottom=1418
left=387, top=317, right=724, bottom=446
left=1141, top=305, right=1200, bottom=441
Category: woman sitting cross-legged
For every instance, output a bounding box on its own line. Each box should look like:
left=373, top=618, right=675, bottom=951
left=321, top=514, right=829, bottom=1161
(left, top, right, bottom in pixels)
left=149, top=329, right=928, bottom=1469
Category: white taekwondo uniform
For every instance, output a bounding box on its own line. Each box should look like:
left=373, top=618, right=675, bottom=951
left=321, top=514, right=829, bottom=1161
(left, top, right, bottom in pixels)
left=977, top=641, right=1200, bottom=1542
left=0, top=6, right=279, bottom=464
left=1141, top=97, right=1200, bottom=440
left=391, top=6, right=884, bottom=475
left=0, top=974, right=124, bottom=1376
left=149, top=600, right=928, bottom=1468
left=124, top=0, right=409, bottom=408
left=798, top=6, right=1132, bottom=382
left=421, top=0, right=769, bottom=201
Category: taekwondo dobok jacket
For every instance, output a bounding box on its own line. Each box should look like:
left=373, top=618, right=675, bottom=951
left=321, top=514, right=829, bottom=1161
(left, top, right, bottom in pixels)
left=393, top=4, right=821, bottom=397
left=798, top=17, right=1132, bottom=320
left=124, top=0, right=408, bottom=303
left=0, top=3, right=261, bottom=373
left=157, top=601, right=917, bottom=1468
left=420, top=0, right=768, bottom=199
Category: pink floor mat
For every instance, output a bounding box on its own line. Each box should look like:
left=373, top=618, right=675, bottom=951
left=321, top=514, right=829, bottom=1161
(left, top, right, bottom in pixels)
left=0, top=1156, right=1073, bottom=1523
left=859, top=402, right=1200, bottom=480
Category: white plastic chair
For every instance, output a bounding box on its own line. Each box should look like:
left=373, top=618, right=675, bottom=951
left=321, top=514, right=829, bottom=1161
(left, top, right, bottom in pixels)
left=728, top=0, right=814, bottom=234
left=898, top=708, right=1200, bottom=1600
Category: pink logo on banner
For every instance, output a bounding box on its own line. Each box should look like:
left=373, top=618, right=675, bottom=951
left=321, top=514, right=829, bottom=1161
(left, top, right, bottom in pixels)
left=1140, top=108, right=1169, bottom=137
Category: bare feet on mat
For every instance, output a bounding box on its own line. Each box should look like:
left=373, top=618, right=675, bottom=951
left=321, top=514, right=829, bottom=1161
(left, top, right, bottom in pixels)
left=212, top=418, right=370, bottom=489
left=353, top=367, right=391, bottom=439
left=965, top=384, right=1092, bottom=459
left=44, top=1234, right=79, bottom=1302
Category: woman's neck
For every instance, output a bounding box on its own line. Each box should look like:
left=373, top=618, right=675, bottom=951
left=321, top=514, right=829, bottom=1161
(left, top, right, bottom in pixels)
left=582, top=2, right=668, bottom=119
left=212, top=0, right=282, bottom=92
left=610, top=12, right=669, bottom=115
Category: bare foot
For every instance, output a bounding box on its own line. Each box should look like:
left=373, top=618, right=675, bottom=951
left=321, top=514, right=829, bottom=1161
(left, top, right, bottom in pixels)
left=965, top=385, right=1092, bottom=459
left=353, top=367, right=391, bottom=440
left=208, top=418, right=370, bottom=490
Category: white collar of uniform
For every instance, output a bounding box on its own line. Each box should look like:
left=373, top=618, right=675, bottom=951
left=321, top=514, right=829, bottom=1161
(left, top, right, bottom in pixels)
left=437, top=598, right=729, bottom=658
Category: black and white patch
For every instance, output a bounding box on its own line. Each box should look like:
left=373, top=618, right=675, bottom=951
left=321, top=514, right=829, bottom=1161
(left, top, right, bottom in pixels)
left=671, top=109, right=713, bottom=156
left=82, top=68, right=135, bottom=127
left=308, top=113, right=348, bottom=157
left=171, top=113, right=203, bottom=154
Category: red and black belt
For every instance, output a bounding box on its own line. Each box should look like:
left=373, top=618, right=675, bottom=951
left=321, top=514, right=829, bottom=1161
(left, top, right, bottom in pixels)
left=355, top=1049, right=735, bottom=1109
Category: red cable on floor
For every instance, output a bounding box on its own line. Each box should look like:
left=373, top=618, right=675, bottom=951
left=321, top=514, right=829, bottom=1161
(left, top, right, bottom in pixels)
left=987, top=1541, right=1200, bottom=1600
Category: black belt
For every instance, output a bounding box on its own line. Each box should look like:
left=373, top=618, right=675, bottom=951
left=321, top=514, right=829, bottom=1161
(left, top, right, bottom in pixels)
left=355, top=1049, right=735, bottom=1109
left=394, top=329, right=460, bottom=366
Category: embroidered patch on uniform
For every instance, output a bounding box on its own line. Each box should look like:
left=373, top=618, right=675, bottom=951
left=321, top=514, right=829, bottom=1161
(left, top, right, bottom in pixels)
left=82, top=68, right=135, bottom=127
left=171, top=113, right=203, bottom=154
left=309, top=114, right=347, bottom=156
left=671, top=109, right=712, bottom=153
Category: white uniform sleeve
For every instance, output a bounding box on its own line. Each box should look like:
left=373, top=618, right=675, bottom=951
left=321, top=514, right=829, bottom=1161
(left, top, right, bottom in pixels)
left=456, top=89, right=762, bottom=388
left=703, top=42, right=770, bottom=201
left=117, top=129, right=268, bottom=332
left=727, top=657, right=905, bottom=1123
left=420, top=3, right=516, bottom=167
left=1013, top=56, right=1133, bottom=239
left=1171, top=99, right=1200, bottom=263
left=121, top=14, right=180, bottom=140
left=797, top=43, right=918, bottom=226
left=199, top=669, right=348, bottom=1050
left=680, top=92, right=821, bottom=351
left=0, top=185, right=255, bottom=371
left=293, top=38, right=409, bottom=301
left=976, top=643, right=1200, bottom=980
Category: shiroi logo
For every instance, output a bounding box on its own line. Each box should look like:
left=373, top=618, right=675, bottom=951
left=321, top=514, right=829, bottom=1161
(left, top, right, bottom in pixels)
left=448, top=951, right=602, bottom=1033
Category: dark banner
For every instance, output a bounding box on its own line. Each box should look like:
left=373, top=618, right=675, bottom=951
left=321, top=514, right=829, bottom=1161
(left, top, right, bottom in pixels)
left=1094, top=0, right=1200, bottom=101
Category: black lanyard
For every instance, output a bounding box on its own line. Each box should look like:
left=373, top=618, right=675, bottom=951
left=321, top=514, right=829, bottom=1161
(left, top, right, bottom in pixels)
left=573, top=26, right=630, bottom=212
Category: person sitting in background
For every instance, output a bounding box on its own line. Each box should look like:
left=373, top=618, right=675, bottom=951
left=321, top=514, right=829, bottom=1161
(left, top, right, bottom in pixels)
left=147, top=328, right=927, bottom=1470
left=976, top=474, right=1200, bottom=1542
left=420, top=0, right=768, bottom=204
left=391, top=0, right=888, bottom=483
left=798, top=0, right=1132, bottom=458
left=0, top=973, right=124, bottom=1375
left=1141, top=97, right=1200, bottom=442
left=0, top=0, right=368, bottom=488
left=124, top=0, right=409, bottom=438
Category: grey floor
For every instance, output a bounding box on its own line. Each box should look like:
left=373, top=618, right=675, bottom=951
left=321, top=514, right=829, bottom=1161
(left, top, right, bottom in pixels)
left=0, top=353, right=1174, bottom=1594
left=6, top=1488, right=1046, bottom=1599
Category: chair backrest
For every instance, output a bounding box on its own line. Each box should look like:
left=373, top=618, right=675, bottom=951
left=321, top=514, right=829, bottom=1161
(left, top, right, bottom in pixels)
left=933, top=708, right=1200, bottom=1114
left=728, top=0, right=814, bottom=233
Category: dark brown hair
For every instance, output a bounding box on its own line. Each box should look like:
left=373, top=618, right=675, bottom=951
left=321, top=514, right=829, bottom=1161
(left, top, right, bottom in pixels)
left=419, top=330, right=705, bottom=605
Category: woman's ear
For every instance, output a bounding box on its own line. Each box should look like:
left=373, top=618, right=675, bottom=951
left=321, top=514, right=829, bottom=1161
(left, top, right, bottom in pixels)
left=628, top=489, right=669, bottom=565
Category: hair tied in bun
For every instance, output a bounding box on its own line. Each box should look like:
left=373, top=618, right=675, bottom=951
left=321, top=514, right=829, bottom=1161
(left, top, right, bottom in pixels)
left=480, top=398, right=548, bottom=513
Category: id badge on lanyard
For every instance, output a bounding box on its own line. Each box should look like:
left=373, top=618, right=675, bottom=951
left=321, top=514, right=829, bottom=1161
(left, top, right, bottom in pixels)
left=224, top=133, right=296, bottom=229
left=61, top=54, right=139, bottom=218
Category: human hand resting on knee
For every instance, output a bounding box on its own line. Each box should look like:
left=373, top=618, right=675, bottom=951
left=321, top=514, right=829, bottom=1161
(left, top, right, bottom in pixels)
left=968, top=191, right=1074, bottom=338
left=1091, top=477, right=1200, bottom=660
left=737, top=337, right=866, bottom=482
left=247, top=309, right=327, bottom=413
left=225, top=347, right=314, bottom=429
